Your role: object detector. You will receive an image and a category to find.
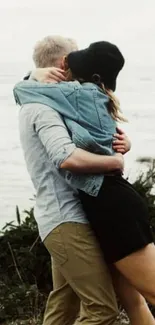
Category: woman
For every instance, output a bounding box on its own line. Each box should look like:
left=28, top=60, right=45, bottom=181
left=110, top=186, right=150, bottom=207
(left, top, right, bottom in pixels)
left=14, top=41, right=155, bottom=324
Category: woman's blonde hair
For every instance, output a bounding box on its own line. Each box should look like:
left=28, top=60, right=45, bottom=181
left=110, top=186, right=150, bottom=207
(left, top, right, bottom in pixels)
left=101, top=85, right=127, bottom=122
left=64, top=57, right=127, bottom=123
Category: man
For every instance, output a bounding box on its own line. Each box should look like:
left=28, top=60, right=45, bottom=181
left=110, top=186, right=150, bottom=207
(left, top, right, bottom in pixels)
left=17, top=35, right=130, bottom=325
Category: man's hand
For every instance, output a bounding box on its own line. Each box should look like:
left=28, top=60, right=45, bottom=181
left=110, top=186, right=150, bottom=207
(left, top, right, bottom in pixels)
left=114, top=153, right=124, bottom=173
left=30, top=67, right=66, bottom=83
left=113, top=127, right=131, bottom=154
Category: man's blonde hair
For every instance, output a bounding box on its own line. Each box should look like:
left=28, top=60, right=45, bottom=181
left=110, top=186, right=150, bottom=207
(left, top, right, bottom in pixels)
left=33, top=35, right=78, bottom=68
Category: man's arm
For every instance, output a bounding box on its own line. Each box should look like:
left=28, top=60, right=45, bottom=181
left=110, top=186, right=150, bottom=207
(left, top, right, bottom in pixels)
left=32, top=104, right=123, bottom=173
left=60, top=149, right=123, bottom=173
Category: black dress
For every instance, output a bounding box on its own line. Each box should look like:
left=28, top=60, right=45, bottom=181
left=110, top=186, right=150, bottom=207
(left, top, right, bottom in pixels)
left=79, top=175, right=153, bottom=264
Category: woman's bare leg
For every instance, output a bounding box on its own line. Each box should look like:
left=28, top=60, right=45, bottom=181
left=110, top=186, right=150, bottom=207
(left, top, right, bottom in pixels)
left=114, top=243, right=155, bottom=306
left=110, top=266, right=155, bottom=325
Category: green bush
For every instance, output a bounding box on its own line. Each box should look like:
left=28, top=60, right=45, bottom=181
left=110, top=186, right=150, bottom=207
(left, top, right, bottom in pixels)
left=0, top=160, right=155, bottom=323
left=0, top=208, right=52, bottom=322
left=134, top=159, right=155, bottom=237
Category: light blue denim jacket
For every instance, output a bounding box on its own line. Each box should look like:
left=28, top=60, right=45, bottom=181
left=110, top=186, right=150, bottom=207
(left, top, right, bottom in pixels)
left=13, top=81, right=117, bottom=196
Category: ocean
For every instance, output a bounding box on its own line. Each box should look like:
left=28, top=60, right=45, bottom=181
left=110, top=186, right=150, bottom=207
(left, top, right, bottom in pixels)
left=0, top=63, right=155, bottom=229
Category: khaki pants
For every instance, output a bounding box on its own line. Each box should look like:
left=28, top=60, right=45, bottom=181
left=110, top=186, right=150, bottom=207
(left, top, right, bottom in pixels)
left=43, top=222, right=120, bottom=325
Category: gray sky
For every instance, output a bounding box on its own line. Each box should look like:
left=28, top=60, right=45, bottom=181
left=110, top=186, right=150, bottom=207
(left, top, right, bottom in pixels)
left=0, top=0, right=155, bottom=67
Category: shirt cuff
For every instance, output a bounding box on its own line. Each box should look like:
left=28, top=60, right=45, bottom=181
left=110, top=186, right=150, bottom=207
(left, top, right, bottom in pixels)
left=52, top=144, right=76, bottom=169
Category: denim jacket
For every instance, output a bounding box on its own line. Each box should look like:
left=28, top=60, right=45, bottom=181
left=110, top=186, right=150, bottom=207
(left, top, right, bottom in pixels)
left=13, top=81, right=117, bottom=196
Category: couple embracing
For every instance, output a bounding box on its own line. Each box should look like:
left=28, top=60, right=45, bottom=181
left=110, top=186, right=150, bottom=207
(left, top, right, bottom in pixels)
left=14, top=35, right=155, bottom=325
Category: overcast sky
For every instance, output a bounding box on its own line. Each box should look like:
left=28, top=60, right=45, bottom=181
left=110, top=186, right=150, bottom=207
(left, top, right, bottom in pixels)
left=0, top=0, right=155, bottom=67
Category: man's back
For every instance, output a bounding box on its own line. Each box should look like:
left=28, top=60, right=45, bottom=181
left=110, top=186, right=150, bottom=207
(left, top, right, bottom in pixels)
left=19, top=103, right=87, bottom=240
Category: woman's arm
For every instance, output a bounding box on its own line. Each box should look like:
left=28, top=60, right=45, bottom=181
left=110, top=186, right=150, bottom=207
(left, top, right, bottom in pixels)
left=30, top=67, right=66, bottom=83
left=13, top=80, right=78, bottom=121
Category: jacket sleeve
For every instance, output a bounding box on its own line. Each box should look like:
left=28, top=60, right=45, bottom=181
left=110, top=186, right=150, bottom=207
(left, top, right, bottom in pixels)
left=13, top=81, right=78, bottom=120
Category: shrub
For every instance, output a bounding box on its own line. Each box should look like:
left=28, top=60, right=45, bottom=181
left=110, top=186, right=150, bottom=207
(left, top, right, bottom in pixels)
left=0, top=160, right=155, bottom=323
left=0, top=208, right=52, bottom=322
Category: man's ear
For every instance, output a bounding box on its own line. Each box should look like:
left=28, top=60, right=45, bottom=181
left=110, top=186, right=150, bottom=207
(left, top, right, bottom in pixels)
left=60, top=56, right=66, bottom=70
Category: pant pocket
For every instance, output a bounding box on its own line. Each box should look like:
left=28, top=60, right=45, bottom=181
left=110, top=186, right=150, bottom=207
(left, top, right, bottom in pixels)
left=44, top=227, right=68, bottom=266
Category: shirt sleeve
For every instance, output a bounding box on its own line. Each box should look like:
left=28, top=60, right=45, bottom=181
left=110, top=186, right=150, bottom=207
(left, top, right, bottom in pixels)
left=32, top=103, right=76, bottom=168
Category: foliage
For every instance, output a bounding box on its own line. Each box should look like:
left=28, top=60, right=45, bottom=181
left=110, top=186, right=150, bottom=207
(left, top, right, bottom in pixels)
left=0, top=208, right=52, bottom=322
left=0, top=160, right=155, bottom=323
left=134, top=158, right=155, bottom=237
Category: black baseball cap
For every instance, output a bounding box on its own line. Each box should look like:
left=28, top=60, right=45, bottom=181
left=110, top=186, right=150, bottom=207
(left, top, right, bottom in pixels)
left=67, top=41, right=125, bottom=91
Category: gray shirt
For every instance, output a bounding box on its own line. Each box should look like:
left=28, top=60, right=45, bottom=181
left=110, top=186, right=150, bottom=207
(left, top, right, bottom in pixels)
left=19, top=103, right=87, bottom=241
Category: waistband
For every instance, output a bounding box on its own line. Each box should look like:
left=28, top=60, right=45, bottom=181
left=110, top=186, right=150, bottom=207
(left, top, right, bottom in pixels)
left=104, top=171, right=123, bottom=177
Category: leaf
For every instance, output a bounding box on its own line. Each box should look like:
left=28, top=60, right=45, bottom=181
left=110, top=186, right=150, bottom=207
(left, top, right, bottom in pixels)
left=16, top=206, right=21, bottom=225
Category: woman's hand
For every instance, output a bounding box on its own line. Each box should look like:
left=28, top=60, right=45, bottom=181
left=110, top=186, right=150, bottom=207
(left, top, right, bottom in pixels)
left=30, top=67, right=66, bottom=83
left=113, top=127, right=131, bottom=154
